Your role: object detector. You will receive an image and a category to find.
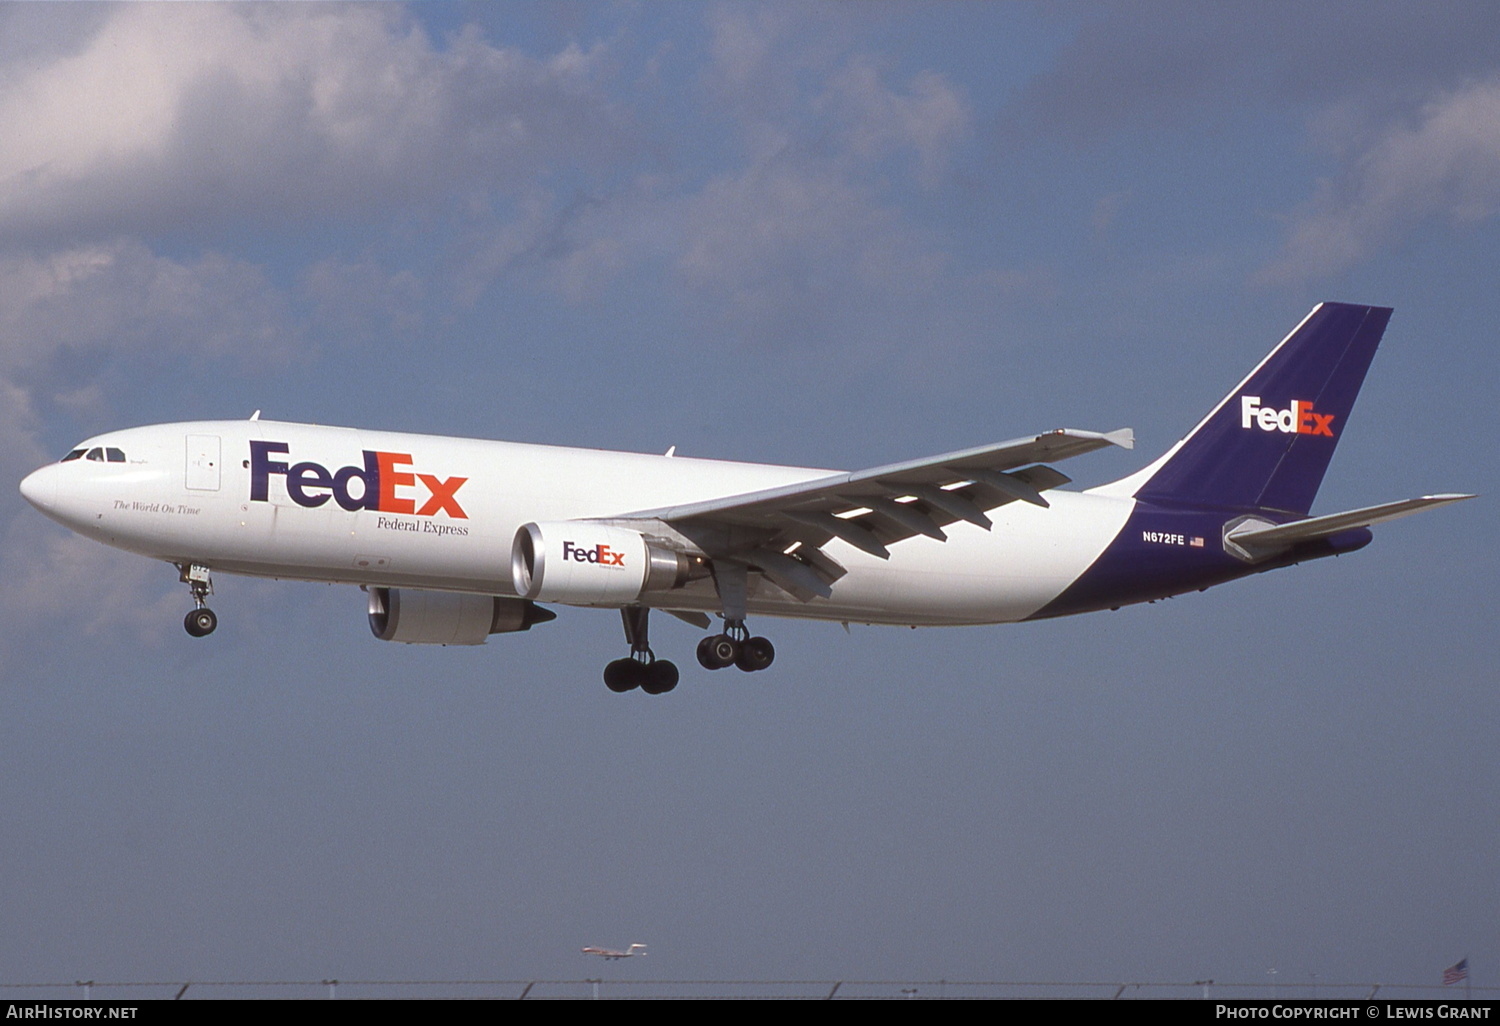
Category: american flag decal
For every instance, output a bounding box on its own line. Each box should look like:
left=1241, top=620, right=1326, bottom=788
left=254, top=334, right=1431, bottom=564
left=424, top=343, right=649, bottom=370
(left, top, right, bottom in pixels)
left=1189, top=536, right=1204, bottom=548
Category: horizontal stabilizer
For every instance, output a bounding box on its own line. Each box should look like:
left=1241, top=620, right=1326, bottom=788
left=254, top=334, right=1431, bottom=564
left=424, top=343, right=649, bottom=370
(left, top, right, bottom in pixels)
left=1224, top=493, right=1474, bottom=559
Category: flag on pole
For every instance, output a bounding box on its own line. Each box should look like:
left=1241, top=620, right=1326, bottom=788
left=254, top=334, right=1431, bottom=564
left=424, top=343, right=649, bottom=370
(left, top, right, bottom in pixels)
left=1443, top=958, right=1469, bottom=986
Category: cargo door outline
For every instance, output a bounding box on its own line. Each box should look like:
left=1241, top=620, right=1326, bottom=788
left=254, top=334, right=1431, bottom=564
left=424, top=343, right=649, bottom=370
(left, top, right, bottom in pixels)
left=185, top=435, right=221, bottom=491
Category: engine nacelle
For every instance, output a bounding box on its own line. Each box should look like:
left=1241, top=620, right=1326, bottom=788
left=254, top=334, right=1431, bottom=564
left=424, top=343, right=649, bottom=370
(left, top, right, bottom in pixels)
left=511, top=521, right=698, bottom=606
left=368, top=587, right=556, bottom=645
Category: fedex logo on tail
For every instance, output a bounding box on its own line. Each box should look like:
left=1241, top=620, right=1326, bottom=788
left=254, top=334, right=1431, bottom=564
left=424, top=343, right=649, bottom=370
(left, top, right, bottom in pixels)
left=1240, top=396, right=1335, bottom=437
left=561, top=540, right=626, bottom=566
left=249, top=441, right=468, bottom=517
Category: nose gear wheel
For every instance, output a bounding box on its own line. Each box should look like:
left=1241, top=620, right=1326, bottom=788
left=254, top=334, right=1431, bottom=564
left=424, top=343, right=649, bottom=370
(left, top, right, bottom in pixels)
left=178, top=563, right=218, bottom=638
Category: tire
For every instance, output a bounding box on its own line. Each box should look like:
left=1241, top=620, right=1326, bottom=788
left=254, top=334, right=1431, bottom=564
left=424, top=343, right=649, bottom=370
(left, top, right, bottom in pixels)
left=603, top=658, right=640, bottom=692
left=184, top=608, right=217, bottom=637
left=641, top=660, right=679, bottom=695
left=735, top=636, right=775, bottom=672
left=696, top=634, right=739, bottom=670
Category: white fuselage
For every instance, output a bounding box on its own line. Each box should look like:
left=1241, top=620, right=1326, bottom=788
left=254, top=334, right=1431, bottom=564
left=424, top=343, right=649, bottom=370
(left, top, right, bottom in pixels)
left=20, top=420, right=1136, bottom=627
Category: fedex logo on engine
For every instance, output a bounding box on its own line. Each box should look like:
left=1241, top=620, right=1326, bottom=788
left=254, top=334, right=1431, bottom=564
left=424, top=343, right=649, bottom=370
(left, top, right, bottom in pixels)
left=562, top=540, right=625, bottom=566
left=1239, top=396, right=1335, bottom=437
left=249, top=441, right=468, bottom=518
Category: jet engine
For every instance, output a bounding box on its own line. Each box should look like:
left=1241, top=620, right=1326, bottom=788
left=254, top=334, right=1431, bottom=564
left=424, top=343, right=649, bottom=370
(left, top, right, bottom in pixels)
left=511, top=521, right=702, bottom=605
left=368, top=587, right=555, bottom=645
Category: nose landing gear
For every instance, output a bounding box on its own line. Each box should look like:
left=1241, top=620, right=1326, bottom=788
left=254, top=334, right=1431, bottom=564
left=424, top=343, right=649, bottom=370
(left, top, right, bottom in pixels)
left=178, top=563, right=217, bottom=637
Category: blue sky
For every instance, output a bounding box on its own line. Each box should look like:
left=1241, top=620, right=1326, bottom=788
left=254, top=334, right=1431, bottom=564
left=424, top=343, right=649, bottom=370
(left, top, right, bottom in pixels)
left=0, top=2, right=1494, bottom=995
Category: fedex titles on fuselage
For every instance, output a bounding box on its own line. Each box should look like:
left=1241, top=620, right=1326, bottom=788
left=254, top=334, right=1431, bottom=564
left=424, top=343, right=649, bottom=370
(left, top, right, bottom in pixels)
left=248, top=440, right=468, bottom=518
left=1240, top=396, right=1335, bottom=437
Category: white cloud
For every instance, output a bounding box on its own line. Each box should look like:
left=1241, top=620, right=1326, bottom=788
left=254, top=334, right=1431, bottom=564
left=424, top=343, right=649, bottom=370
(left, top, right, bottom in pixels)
left=819, top=60, right=969, bottom=186
left=0, top=5, right=630, bottom=241
left=0, top=524, right=179, bottom=661
left=1266, top=78, right=1500, bottom=280
left=460, top=10, right=974, bottom=349
left=301, top=258, right=424, bottom=347
left=673, top=160, right=945, bottom=317
left=0, top=240, right=296, bottom=374
left=489, top=139, right=962, bottom=350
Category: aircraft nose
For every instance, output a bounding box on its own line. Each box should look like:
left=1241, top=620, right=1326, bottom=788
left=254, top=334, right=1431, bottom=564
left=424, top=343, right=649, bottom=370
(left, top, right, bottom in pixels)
left=19, top=464, right=57, bottom=512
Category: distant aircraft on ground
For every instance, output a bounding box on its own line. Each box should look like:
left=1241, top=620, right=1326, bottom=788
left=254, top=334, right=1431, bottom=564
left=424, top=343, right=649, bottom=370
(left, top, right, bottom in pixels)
left=583, top=943, right=647, bottom=960
left=20, top=303, right=1470, bottom=693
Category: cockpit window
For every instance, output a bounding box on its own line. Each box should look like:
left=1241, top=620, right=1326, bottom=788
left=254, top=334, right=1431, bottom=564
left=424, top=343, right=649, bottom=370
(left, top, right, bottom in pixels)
left=61, top=445, right=127, bottom=463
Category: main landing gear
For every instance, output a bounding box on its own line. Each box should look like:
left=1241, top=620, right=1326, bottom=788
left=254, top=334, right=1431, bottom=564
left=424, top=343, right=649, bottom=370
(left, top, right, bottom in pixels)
left=596, top=563, right=778, bottom=694
left=694, top=560, right=774, bottom=674
left=179, top=563, right=217, bottom=638
left=695, top=620, right=775, bottom=673
left=603, top=606, right=679, bottom=695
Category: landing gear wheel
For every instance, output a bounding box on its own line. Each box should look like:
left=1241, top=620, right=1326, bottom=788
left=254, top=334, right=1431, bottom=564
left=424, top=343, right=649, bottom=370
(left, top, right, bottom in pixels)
left=735, top=636, right=775, bottom=672
left=696, top=633, right=740, bottom=670
left=603, top=658, right=640, bottom=693
left=641, top=660, right=679, bottom=695
left=184, top=608, right=217, bottom=638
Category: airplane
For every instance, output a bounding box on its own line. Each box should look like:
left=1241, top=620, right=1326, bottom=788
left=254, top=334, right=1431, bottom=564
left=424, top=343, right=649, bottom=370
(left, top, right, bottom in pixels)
left=582, top=943, right=647, bottom=960
left=18, top=302, right=1471, bottom=695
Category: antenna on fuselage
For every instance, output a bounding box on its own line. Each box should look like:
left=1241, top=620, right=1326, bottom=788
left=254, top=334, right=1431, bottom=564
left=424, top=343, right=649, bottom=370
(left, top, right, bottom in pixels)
left=249, top=410, right=261, bottom=421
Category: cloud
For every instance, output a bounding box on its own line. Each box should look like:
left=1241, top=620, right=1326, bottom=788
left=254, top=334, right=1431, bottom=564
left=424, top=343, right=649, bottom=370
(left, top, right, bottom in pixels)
left=458, top=9, right=975, bottom=350
left=818, top=59, right=970, bottom=187
left=1009, top=2, right=1500, bottom=140
left=668, top=161, right=946, bottom=339
left=301, top=258, right=424, bottom=347
left=1264, top=78, right=1500, bottom=280
left=0, top=524, right=179, bottom=662
left=0, top=4, right=632, bottom=243
left=1, top=4, right=982, bottom=353
left=0, top=241, right=297, bottom=375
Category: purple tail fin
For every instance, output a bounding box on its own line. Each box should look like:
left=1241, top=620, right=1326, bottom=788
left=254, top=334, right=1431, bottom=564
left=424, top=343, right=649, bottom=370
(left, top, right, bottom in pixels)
left=1129, top=303, right=1392, bottom=515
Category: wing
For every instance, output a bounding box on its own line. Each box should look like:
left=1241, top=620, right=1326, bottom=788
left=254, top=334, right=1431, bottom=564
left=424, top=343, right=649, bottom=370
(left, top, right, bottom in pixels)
left=616, top=427, right=1133, bottom=601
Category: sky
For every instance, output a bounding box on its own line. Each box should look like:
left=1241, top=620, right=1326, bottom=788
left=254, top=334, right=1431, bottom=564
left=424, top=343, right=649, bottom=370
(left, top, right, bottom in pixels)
left=0, top=1, right=1495, bottom=999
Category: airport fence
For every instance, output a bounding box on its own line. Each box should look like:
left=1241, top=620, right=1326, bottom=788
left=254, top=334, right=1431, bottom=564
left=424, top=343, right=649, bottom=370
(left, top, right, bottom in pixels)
left=2, top=978, right=1496, bottom=1000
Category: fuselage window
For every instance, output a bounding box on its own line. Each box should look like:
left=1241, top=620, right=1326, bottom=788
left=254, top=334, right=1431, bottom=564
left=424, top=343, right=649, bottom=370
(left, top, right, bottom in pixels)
left=61, top=449, right=86, bottom=462
left=85, top=448, right=105, bottom=462
left=105, top=448, right=125, bottom=462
